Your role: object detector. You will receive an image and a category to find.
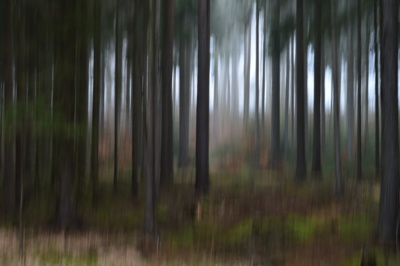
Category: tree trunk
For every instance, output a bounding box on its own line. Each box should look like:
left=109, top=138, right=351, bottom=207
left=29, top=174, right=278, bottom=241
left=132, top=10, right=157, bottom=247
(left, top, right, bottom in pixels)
left=347, top=14, right=354, bottom=164
left=331, top=0, right=343, bottom=197
left=364, top=13, right=369, bottom=152
left=178, top=40, right=191, bottom=168
left=311, top=0, right=322, bottom=177
left=270, top=0, right=280, bottom=169
left=295, top=0, right=306, bottom=181
left=356, top=0, right=362, bottom=181
left=91, top=0, right=101, bottom=207
left=321, top=41, right=326, bottom=156
left=114, top=0, right=122, bottom=192
left=261, top=8, right=267, bottom=136
left=195, top=0, right=210, bottom=196
left=243, top=17, right=251, bottom=128
left=160, top=0, right=174, bottom=186
left=3, top=0, right=16, bottom=219
left=55, top=0, right=77, bottom=229
left=377, top=0, right=399, bottom=245
left=374, top=0, right=380, bottom=175
left=284, top=43, right=290, bottom=158
left=254, top=1, right=260, bottom=169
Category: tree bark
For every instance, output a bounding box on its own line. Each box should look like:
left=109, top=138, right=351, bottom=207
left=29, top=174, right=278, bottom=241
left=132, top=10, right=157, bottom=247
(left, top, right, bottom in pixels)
left=295, top=0, right=306, bottom=181
left=243, top=17, right=251, bottom=128
left=374, top=0, right=380, bottom=175
left=195, top=0, right=210, bottom=196
left=331, top=0, right=343, bottom=197
left=160, top=0, right=174, bottom=186
left=356, top=0, right=362, bottom=181
left=347, top=13, right=354, bottom=164
left=254, top=0, right=260, bottom=169
left=377, top=0, right=399, bottom=245
left=311, top=0, right=322, bottom=177
left=270, top=0, right=280, bottom=169
left=91, top=0, right=101, bottom=207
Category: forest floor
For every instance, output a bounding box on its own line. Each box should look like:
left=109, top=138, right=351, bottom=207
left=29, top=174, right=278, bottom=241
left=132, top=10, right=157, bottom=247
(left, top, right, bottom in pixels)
left=0, top=165, right=399, bottom=265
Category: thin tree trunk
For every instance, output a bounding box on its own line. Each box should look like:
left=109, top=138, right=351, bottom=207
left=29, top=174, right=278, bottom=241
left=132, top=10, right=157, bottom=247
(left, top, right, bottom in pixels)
left=114, top=0, right=122, bottom=192
left=254, top=1, right=260, bottom=169
left=195, top=0, right=210, bottom=196
left=321, top=42, right=326, bottom=155
left=347, top=17, right=354, bottom=164
left=261, top=8, right=267, bottom=136
left=3, top=0, right=16, bottom=219
left=311, top=0, right=322, bottom=177
left=284, top=44, right=290, bottom=158
left=160, top=0, right=174, bottom=187
left=295, top=0, right=306, bottom=181
left=374, top=0, right=380, bottom=175
left=91, top=0, right=101, bottom=207
left=356, top=0, right=362, bottom=181
left=331, top=0, right=343, bottom=197
left=364, top=13, right=369, bottom=153
left=244, top=18, right=251, bottom=127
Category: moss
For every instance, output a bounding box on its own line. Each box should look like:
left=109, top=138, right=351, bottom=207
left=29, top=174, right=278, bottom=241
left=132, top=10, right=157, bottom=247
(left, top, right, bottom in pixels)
left=38, top=250, right=97, bottom=266
left=337, top=215, right=373, bottom=242
left=286, top=215, right=318, bottom=243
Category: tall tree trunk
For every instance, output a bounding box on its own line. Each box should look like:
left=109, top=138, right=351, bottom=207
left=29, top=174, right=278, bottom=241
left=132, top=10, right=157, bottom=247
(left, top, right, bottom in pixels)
left=213, top=41, right=219, bottom=140
left=254, top=1, right=260, bottom=168
left=261, top=8, right=267, bottom=136
left=374, top=0, right=380, bottom=175
left=291, top=35, right=295, bottom=160
left=321, top=42, right=326, bottom=155
left=347, top=15, right=354, bottom=164
left=178, top=40, right=191, bottom=168
left=55, top=0, right=77, bottom=228
left=3, top=0, right=16, bottom=219
left=270, top=0, right=280, bottom=169
left=160, top=0, right=174, bottom=187
left=195, top=0, right=210, bottom=196
left=331, top=0, right=343, bottom=197
left=311, top=0, right=322, bottom=177
left=364, top=13, right=369, bottom=151
left=243, top=18, right=251, bottom=127
left=76, top=0, right=89, bottom=203
left=378, top=0, right=399, bottom=245
left=91, top=0, right=101, bottom=207
left=295, top=0, right=306, bottom=181
left=114, top=0, right=122, bottom=192
left=356, top=0, right=362, bottom=181
left=284, top=43, right=290, bottom=158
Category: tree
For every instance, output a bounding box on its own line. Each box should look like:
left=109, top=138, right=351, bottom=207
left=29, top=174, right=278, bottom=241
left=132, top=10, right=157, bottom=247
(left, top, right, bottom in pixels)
left=91, top=0, right=101, bottom=207
left=377, top=0, right=399, bottom=245
left=356, top=0, right=362, bottom=181
left=346, top=5, right=354, bottom=164
left=254, top=0, right=260, bottom=169
left=3, top=0, right=16, bottom=219
left=331, top=0, right=343, bottom=197
left=195, top=0, right=210, bottom=195
left=295, top=0, right=306, bottom=181
left=161, top=0, right=175, bottom=186
left=374, top=0, right=380, bottom=175
left=114, top=0, right=122, bottom=192
left=311, top=0, right=322, bottom=177
left=269, top=0, right=280, bottom=169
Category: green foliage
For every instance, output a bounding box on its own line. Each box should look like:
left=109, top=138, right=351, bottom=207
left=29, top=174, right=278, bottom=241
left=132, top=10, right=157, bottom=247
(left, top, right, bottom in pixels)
left=38, top=249, right=97, bottom=266
left=286, top=215, right=318, bottom=243
left=337, top=215, right=373, bottom=242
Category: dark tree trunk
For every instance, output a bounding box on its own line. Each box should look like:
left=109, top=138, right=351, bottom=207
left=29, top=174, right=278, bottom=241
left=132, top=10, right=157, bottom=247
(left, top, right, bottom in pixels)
left=331, top=0, right=343, bottom=197
left=269, top=0, right=280, bottom=169
left=254, top=0, right=260, bottom=169
left=91, top=0, right=101, bottom=207
left=243, top=17, right=251, bottom=127
left=374, top=0, right=380, bottom=175
left=347, top=12, right=354, bottom=164
left=356, top=0, right=362, bottom=181
left=261, top=8, right=267, bottom=136
left=311, top=0, right=322, bottom=177
left=114, top=0, right=122, bottom=192
left=321, top=42, right=326, bottom=155
left=55, top=0, right=77, bottom=229
left=76, top=0, right=89, bottom=202
left=195, top=0, right=210, bottom=196
left=160, top=0, right=174, bottom=186
left=364, top=13, right=369, bottom=151
left=3, top=0, right=16, bottom=219
left=284, top=44, right=290, bottom=158
left=295, top=0, right=306, bottom=181
left=378, top=0, right=399, bottom=245
left=178, top=40, right=191, bottom=168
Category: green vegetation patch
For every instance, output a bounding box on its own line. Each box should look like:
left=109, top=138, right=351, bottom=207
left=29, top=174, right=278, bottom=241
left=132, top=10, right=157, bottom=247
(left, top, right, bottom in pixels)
left=286, top=215, right=318, bottom=243
left=337, top=215, right=373, bottom=242
left=38, top=249, right=97, bottom=266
